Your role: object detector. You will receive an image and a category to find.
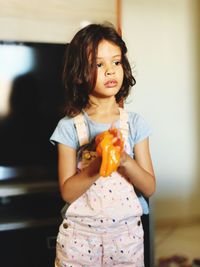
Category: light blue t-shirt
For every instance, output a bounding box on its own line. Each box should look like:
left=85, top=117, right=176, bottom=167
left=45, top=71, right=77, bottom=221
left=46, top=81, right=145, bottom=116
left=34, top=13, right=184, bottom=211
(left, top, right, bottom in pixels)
left=50, top=110, right=151, bottom=214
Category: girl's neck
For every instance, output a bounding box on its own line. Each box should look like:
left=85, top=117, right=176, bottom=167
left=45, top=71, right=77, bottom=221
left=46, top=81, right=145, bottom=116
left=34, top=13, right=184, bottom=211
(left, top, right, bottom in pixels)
left=84, top=96, right=120, bottom=124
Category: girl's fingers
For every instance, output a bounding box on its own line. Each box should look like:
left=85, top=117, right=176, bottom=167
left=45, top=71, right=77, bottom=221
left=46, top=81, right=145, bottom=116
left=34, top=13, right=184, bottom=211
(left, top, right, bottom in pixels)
left=112, top=137, right=118, bottom=144
left=109, top=127, right=119, bottom=138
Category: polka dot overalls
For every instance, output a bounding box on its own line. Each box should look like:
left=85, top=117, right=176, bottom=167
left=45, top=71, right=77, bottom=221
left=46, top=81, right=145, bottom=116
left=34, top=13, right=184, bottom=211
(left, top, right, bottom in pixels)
left=55, top=108, right=144, bottom=267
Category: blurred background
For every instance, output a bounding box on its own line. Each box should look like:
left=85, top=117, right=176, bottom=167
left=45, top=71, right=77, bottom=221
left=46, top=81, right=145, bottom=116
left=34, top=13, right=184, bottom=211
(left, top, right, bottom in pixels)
left=122, top=0, right=200, bottom=265
left=0, top=0, right=199, bottom=266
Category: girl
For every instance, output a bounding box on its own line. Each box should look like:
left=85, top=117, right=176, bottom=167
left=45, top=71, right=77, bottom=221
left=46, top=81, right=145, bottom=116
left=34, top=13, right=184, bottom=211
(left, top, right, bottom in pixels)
left=50, top=23, right=156, bottom=267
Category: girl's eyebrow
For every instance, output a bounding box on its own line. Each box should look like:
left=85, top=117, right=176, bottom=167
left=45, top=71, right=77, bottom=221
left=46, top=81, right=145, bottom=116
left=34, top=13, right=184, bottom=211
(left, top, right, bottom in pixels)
left=96, top=55, right=121, bottom=59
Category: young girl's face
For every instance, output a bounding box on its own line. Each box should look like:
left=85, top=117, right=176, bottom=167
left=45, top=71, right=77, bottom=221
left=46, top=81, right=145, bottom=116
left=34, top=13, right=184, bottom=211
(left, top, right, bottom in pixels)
left=91, top=40, right=124, bottom=99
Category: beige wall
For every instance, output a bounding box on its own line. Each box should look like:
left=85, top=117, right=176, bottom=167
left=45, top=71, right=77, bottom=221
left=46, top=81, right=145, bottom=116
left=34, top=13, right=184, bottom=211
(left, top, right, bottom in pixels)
left=0, top=0, right=116, bottom=43
left=122, top=0, right=200, bottom=224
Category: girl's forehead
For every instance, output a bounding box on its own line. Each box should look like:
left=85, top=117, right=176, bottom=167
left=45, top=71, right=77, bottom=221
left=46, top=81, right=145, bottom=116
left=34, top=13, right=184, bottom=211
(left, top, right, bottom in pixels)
left=87, top=39, right=121, bottom=62
left=97, top=40, right=121, bottom=57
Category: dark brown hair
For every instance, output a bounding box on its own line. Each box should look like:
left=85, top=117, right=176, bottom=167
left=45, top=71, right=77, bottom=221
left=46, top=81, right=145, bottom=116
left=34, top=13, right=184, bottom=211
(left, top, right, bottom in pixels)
left=62, top=23, right=136, bottom=116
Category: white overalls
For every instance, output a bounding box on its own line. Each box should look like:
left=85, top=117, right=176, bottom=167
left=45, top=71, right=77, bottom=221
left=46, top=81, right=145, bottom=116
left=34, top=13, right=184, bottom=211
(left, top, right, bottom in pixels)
left=55, top=108, right=144, bottom=267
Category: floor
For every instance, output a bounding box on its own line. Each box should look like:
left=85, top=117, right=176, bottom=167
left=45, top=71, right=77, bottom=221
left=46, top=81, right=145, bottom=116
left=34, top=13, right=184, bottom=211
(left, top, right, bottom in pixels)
left=154, top=221, right=200, bottom=266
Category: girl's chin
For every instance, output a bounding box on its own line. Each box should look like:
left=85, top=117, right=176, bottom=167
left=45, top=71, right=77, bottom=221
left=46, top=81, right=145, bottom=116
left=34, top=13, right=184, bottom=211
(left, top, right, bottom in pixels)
left=91, top=93, right=117, bottom=99
left=91, top=88, right=120, bottom=98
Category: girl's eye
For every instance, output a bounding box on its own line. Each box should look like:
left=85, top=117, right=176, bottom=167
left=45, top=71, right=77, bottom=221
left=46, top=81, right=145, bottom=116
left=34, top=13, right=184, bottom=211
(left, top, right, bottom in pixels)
left=96, top=63, right=103, bottom=68
left=113, top=61, right=121, bottom=66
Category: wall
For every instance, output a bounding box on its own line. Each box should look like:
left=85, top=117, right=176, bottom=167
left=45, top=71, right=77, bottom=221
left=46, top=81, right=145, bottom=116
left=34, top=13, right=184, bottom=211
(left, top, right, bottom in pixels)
left=0, top=0, right=116, bottom=43
left=122, top=0, right=200, bottom=224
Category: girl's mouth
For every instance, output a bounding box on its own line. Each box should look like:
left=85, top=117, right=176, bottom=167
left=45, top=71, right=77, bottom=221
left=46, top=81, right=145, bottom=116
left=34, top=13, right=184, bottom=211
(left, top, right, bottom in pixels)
left=104, top=80, right=118, bottom=88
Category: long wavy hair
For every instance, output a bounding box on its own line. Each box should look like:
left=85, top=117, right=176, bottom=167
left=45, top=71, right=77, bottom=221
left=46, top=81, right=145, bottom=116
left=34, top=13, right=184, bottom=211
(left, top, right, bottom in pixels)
left=62, top=23, right=136, bottom=117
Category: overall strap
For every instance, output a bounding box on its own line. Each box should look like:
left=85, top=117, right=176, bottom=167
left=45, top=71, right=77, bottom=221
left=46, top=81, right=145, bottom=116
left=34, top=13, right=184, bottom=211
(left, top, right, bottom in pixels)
left=74, top=108, right=129, bottom=146
left=119, top=107, right=129, bottom=142
left=73, top=113, right=89, bottom=146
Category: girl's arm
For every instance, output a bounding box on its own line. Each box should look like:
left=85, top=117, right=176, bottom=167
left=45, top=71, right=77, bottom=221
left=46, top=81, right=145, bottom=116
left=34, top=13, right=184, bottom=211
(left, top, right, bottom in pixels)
left=57, top=143, right=101, bottom=203
left=118, top=138, right=156, bottom=197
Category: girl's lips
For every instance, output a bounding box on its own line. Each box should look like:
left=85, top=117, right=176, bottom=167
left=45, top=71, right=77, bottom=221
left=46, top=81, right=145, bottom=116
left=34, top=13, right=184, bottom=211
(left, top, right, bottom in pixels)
left=104, top=80, right=118, bottom=88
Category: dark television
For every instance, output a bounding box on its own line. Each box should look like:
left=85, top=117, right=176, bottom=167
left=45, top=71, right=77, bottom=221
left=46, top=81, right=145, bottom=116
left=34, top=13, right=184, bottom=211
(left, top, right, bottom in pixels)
left=0, top=41, right=66, bottom=182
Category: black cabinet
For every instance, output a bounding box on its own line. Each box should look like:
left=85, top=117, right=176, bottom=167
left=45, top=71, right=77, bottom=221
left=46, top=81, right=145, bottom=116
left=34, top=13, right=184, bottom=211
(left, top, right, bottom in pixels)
left=0, top=224, right=58, bottom=267
left=0, top=183, right=64, bottom=267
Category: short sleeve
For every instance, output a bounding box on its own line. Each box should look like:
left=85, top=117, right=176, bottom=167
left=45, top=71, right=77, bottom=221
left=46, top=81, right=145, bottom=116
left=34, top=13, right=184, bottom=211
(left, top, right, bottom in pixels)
left=50, top=116, right=78, bottom=149
left=129, top=112, right=152, bottom=144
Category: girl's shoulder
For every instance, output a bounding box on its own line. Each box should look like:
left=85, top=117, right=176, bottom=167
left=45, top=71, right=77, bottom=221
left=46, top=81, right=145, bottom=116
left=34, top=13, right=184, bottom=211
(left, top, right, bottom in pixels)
left=127, top=110, right=149, bottom=126
left=55, top=115, right=77, bottom=133
left=126, top=110, right=152, bottom=144
left=50, top=115, right=79, bottom=148
left=126, top=109, right=142, bottom=120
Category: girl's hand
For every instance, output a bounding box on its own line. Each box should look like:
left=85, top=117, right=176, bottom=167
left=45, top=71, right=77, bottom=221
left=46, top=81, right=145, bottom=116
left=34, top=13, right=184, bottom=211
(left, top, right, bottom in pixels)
left=95, top=127, right=124, bottom=177
left=119, top=150, right=129, bottom=167
left=109, top=127, right=124, bottom=150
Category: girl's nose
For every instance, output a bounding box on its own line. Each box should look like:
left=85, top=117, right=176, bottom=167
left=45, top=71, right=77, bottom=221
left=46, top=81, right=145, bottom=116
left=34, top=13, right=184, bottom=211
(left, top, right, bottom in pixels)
left=105, top=65, right=115, bottom=76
